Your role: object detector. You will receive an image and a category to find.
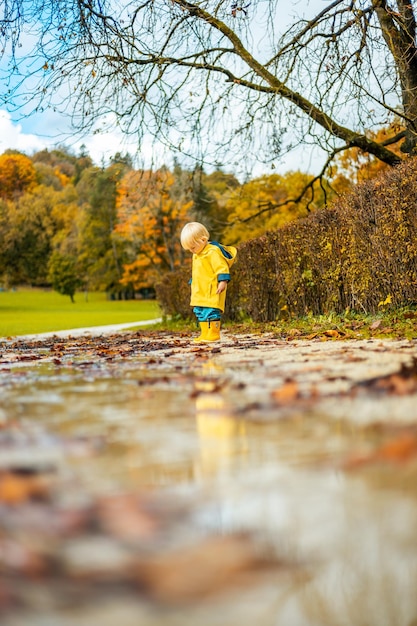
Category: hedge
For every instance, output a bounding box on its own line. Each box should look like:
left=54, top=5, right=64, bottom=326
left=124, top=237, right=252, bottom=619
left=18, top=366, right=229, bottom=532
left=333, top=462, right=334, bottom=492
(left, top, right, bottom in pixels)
left=156, top=158, right=417, bottom=321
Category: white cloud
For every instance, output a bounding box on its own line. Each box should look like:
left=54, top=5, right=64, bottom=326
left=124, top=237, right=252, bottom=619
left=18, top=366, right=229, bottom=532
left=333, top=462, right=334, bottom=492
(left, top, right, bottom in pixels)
left=0, top=109, right=128, bottom=163
left=0, top=109, right=166, bottom=169
left=76, top=128, right=144, bottom=167
left=0, top=110, right=51, bottom=154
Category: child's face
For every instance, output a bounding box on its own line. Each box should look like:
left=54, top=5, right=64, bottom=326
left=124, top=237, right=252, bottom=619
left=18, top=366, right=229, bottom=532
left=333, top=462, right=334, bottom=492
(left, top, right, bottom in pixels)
left=187, top=238, right=207, bottom=254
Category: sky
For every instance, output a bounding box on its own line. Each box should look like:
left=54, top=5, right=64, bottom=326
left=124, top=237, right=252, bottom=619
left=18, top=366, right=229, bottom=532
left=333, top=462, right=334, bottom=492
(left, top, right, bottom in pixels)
left=0, top=109, right=156, bottom=168
left=0, top=103, right=328, bottom=177
left=0, top=0, right=329, bottom=176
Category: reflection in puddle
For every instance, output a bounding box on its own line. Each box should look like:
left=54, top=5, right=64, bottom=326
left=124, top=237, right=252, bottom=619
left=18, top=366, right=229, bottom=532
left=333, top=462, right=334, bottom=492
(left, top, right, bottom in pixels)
left=194, top=373, right=248, bottom=479
left=1, top=358, right=417, bottom=625
left=190, top=360, right=248, bottom=486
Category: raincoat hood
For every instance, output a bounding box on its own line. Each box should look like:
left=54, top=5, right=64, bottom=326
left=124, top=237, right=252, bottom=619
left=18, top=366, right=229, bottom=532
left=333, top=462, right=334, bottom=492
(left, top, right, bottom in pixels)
left=209, top=241, right=237, bottom=267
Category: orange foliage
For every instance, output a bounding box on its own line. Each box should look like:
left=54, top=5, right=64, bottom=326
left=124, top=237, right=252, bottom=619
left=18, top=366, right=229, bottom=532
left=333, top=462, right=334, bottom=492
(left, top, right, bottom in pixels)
left=115, top=169, right=193, bottom=288
left=0, top=472, right=50, bottom=504
left=53, top=168, right=71, bottom=187
left=0, top=152, right=37, bottom=200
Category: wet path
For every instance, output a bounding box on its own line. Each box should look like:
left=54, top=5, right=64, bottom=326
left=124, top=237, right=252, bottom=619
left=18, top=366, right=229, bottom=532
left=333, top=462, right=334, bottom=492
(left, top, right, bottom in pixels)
left=1, top=331, right=417, bottom=625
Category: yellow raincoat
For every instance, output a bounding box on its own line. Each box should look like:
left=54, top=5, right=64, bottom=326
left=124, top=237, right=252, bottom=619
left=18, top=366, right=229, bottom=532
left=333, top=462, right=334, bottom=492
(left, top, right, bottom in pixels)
left=190, top=241, right=237, bottom=312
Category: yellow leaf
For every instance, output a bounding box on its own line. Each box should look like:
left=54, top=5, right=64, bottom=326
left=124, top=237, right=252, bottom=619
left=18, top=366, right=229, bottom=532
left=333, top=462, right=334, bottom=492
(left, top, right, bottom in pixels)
left=378, top=294, right=392, bottom=307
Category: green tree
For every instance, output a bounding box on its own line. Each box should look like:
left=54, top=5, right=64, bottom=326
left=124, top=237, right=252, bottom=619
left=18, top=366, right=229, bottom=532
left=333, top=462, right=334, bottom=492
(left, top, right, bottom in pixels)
left=76, top=160, right=131, bottom=295
left=47, top=251, right=81, bottom=302
left=0, top=183, right=79, bottom=286
left=199, top=168, right=241, bottom=240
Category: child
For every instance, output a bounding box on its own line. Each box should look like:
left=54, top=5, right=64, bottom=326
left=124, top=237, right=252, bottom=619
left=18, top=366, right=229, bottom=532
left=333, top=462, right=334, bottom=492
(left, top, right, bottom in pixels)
left=180, top=222, right=237, bottom=342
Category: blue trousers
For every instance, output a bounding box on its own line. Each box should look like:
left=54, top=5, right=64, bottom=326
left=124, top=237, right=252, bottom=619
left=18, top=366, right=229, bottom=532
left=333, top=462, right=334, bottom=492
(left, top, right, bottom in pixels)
left=193, top=306, right=222, bottom=322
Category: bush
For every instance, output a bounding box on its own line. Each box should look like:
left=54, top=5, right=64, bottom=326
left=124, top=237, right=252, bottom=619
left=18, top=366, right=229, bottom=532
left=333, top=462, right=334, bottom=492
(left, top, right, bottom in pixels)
left=155, top=266, right=192, bottom=319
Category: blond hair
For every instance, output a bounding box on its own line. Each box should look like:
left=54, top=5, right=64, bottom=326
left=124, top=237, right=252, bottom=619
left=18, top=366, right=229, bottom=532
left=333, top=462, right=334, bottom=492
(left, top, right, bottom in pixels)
left=180, top=222, right=209, bottom=250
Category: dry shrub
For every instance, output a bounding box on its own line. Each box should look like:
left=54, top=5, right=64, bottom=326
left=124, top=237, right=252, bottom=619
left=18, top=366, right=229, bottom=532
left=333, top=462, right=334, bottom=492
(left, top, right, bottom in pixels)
left=155, top=266, right=191, bottom=319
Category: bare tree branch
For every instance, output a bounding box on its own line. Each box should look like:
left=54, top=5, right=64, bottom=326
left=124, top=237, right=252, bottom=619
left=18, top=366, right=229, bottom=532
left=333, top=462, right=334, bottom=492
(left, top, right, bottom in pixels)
left=1, top=0, right=416, bottom=176
left=236, top=143, right=347, bottom=224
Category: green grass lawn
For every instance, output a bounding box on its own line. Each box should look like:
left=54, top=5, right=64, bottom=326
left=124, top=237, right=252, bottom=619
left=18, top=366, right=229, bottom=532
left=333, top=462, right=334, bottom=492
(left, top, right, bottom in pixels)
left=0, top=289, right=161, bottom=337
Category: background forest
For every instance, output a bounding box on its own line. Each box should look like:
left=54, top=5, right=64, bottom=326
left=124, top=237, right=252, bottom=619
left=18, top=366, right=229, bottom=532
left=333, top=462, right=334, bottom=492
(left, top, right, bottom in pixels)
left=0, top=144, right=329, bottom=299
left=0, top=122, right=414, bottom=321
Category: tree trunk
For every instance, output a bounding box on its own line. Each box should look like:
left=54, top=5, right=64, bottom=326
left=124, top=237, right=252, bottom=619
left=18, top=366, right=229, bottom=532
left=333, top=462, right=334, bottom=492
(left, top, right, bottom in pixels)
left=374, top=0, right=417, bottom=154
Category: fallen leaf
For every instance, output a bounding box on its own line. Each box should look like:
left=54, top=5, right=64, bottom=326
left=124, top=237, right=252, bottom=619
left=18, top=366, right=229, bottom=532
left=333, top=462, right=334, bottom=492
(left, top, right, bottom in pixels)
left=97, top=493, right=158, bottom=540
left=345, top=354, right=366, bottom=362
left=354, top=357, right=417, bottom=395
left=271, top=379, right=300, bottom=403
left=403, top=312, right=417, bottom=319
left=344, top=431, right=417, bottom=469
left=323, top=329, right=340, bottom=338
left=376, top=432, right=417, bottom=462
left=0, top=538, right=49, bottom=576
left=0, top=473, right=51, bottom=504
left=369, top=320, right=382, bottom=330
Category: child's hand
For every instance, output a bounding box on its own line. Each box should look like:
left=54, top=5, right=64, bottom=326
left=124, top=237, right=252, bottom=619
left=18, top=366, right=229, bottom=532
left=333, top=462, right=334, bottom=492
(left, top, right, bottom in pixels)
left=216, top=281, right=228, bottom=294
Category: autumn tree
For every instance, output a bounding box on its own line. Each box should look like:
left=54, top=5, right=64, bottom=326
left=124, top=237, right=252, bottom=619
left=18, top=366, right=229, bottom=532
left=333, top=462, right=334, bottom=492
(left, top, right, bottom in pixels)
left=1, top=0, right=415, bottom=210
left=0, top=148, right=133, bottom=292
left=0, top=152, right=37, bottom=200
left=0, top=151, right=36, bottom=284
left=329, top=120, right=407, bottom=193
left=223, top=172, right=328, bottom=243
left=115, top=168, right=193, bottom=289
left=0, top=176, right=80, bottom=287
left=32, top=146, right=94, bottom=185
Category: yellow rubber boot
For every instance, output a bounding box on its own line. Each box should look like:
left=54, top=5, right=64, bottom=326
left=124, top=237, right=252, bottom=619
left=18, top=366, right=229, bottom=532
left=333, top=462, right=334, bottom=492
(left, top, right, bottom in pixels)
left=204, top=320, right=221, bottom=342
left=193, top=321, right=209, bottom=343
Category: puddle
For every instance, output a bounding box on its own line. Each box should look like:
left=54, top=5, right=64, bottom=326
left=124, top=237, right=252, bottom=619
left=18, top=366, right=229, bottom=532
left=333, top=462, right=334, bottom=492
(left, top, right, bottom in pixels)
left=1, top=350, right=417, bottom=626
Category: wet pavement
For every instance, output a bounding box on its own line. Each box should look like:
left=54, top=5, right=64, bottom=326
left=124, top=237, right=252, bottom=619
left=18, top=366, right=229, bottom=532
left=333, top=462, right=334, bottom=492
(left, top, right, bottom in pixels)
left=0, top=330, right=417, bottom=625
